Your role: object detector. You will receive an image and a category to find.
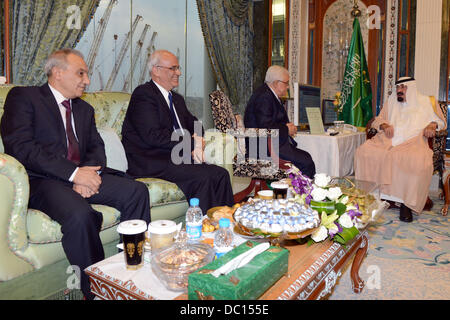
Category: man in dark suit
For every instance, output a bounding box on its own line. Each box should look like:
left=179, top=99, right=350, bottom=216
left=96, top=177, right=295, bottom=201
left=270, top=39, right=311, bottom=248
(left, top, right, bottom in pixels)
left=121, top=49, right=234, bottom=214
left=0, top=49, right=150, bottom=300
left=244, top=65, right=316, bottom=178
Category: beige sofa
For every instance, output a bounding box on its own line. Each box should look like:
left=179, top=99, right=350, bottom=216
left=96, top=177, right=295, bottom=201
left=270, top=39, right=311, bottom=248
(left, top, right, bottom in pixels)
left=0, top=85, right=233, bottom=299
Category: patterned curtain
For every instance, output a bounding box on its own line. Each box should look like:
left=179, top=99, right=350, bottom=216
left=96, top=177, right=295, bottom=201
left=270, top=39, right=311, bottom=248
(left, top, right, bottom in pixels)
left=197, top=0, right=254, bottom=115
left=10, top=0, right=99, bottom=85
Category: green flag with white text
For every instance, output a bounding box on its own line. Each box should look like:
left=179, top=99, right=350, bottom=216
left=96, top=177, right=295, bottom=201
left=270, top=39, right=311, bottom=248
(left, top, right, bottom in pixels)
left=338, top=18, right=373, bottom=127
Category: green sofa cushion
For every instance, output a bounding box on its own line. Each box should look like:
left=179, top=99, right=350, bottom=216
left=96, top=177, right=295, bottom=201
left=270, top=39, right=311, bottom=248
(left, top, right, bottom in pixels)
left=136, top=177, right=186, bottom=207
left=27, top=205, right=121, bottom=244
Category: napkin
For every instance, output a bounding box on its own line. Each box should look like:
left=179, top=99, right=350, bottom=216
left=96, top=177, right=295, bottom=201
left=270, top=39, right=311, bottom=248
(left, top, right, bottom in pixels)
left=211, top=242, right=270, bottom=278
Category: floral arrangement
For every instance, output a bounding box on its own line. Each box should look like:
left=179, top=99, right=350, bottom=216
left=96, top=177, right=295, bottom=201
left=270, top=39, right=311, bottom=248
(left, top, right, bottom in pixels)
left=287, top=164, right=362, bottom=245
left=333, top=91, right=343, bottom=116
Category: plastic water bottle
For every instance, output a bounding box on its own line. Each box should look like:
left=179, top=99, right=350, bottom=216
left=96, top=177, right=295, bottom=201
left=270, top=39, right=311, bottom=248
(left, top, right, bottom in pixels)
left=214, top=218, right=234, bottom=258
left=185, top=198, right=203, bottom=242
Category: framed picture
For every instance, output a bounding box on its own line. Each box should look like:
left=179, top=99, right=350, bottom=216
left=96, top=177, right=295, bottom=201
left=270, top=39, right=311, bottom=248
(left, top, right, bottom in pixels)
left=322, top=99, right=338, bottom=125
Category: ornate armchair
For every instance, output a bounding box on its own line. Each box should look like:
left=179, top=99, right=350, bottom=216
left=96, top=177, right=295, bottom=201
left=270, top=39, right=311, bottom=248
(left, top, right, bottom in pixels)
left=209, top=90, right=289, bottom=203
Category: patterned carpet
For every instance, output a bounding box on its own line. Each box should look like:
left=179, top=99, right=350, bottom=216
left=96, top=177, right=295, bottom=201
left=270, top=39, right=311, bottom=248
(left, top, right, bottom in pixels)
left=329, top=192, right=450, bottom=300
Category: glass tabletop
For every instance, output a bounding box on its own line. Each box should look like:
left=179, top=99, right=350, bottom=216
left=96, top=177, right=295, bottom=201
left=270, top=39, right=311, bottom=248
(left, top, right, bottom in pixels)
left=330, top=176, right=379, bottom=197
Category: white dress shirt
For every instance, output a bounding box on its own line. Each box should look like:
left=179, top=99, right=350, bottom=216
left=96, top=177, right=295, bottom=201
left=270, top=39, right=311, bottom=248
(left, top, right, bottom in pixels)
left=48, top=84, right=79, bottom=181
left=153, top=81, right=184, bottom=135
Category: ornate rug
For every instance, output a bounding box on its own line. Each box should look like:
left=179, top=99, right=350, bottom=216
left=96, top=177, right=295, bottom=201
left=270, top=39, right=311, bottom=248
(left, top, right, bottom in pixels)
left=329, top=192, right=450, bottom=300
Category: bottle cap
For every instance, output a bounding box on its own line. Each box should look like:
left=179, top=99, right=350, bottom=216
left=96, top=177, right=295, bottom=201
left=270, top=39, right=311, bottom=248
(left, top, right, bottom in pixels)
left=219, top=218, right=230, bottom=228
left=189, top=198, right=200, bottom=206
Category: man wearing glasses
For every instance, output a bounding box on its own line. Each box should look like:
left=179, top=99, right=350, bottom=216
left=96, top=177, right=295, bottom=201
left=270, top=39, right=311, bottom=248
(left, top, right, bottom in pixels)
left=244, top=65, right=316, bottom=179
left=121, top=50, right=234, bottom=214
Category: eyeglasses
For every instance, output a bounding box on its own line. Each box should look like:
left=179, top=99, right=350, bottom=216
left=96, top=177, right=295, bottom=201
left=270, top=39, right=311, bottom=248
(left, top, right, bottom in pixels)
left=278, top=80, right=289, bottom=85
left=156, top=65, right=181, bottom=72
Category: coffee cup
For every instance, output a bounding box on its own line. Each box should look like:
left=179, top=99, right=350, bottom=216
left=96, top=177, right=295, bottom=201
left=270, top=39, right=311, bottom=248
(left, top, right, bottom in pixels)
left=271, top=182, right=289, bottom=199
left=147, top=220, right=181, bottom=252
left=257, top=190, right=274, bottom=200
left=117, top=219, right=147, bottom=270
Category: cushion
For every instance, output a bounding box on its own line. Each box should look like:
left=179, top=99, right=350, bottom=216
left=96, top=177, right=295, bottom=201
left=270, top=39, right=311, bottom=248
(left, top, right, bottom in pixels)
left=209, top=90, right=237, bottom=133
left=233, top=159, right=288, bottom=180
left=27, top=205, right=121, bottom=244
left=98, top=127, right=128, bottom=172
left=136, top=177, right=186, bottom=207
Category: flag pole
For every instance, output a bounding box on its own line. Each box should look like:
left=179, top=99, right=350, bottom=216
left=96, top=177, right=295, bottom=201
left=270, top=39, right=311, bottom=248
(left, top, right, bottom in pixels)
left=351, top=0, right=362, bottom=18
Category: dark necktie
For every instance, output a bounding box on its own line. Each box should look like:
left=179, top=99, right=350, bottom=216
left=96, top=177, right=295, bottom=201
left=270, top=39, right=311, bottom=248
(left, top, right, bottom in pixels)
left=61, top=100, right=80, bottom=165
left=168, top=92, right=181, bottom=130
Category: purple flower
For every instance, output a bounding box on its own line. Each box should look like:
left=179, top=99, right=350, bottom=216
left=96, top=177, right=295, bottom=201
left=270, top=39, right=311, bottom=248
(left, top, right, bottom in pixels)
left=347, top=209, right=362, bottom=219
left=305, top=194, right=312, bottom=205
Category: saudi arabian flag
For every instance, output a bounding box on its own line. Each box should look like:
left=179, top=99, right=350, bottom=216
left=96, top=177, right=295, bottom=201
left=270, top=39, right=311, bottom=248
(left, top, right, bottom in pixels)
left=338, top=18, right=373, bottom=127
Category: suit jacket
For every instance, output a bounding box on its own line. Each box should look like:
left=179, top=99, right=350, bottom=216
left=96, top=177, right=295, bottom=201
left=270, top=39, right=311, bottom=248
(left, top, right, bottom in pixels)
left=0, top=84, right=107, bottom=181
left=121, top=80, right=200, bottom=177
left=244, top=83, right=297, bottom=154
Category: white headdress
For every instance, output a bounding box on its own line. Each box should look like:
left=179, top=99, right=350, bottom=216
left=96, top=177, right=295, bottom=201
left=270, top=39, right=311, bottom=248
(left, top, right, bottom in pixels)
left=387, top=77, right=435, bottom=146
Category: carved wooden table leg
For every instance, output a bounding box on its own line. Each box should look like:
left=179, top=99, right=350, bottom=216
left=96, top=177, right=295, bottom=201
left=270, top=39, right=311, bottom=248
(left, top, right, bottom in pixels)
left=350, top=234, right=368, bottom=293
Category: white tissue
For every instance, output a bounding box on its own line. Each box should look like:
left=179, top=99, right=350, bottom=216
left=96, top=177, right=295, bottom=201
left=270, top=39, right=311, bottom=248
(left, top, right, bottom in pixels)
left=211, top=242, right=270, bottom=278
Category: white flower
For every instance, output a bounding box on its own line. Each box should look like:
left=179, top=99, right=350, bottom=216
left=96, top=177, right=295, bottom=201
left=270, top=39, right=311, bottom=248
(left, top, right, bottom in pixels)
left=311, top=187, right=328, bottom=201
left=327, top=187, right=342, bottom=200
left=314, top=173, right=331, bottom=188
left=311, top=226, right=328, bottom=242
left=338, top=213, right=354, bottom=228
left=338, top=195, right=349, bottom=205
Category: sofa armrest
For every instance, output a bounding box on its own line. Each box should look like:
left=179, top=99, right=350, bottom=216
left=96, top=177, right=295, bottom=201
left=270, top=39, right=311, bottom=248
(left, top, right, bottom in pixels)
left=204, top=129, right=236, bottom=182
left=0, top=153, right=34, bottom=280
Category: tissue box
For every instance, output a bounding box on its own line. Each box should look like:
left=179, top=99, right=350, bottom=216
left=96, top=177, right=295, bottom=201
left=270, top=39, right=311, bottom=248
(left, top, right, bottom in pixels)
left=188, top=241, right=289, bottom=300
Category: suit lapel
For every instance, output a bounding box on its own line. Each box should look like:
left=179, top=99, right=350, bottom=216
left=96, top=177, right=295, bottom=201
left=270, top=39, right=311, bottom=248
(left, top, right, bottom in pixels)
left=149, top=80, right=177, bottom=128
left=40, top=84, right=68, bottom=151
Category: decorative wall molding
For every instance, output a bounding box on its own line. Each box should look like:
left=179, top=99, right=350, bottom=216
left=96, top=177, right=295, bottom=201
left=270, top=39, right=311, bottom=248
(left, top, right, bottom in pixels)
left=287, top=0, right=303, bottom=123
left=288, top=0, right=302, bottom=86
left=383, top=0, right=398, bottom=103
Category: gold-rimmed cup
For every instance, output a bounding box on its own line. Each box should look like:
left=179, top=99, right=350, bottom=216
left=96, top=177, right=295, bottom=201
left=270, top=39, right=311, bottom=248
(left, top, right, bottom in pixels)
left=117, top=219, right=147, bottom=270
left=257, top=190, right=274, bottom=200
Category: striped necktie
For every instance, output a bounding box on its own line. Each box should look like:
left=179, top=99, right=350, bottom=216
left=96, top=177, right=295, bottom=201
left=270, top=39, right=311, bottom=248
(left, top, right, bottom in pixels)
left=61, top=100, right=80, bottom=165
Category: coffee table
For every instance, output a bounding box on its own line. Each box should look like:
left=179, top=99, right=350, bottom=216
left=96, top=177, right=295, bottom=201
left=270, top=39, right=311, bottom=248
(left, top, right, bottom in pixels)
left=85, top=229, right=369, bottom=300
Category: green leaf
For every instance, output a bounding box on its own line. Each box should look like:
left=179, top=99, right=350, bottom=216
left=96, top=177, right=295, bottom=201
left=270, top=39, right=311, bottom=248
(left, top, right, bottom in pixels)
left=334, top=226, right=359, bottom=245
left=335, top=203, right=347, bottom=216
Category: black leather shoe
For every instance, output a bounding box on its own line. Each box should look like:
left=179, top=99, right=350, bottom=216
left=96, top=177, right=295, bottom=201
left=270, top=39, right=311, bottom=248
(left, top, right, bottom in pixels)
left=399, top=204, right=413, bottom=222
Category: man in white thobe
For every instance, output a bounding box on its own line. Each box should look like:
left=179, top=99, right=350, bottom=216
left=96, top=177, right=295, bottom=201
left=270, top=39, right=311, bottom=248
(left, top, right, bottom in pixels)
left=354, top=77, right=446, bottom=222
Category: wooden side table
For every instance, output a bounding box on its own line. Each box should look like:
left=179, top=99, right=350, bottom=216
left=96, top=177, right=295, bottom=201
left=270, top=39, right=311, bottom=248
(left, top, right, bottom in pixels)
left=85, top=230, right=369, bottom=300
left=260, top=229, right=368, bottom=300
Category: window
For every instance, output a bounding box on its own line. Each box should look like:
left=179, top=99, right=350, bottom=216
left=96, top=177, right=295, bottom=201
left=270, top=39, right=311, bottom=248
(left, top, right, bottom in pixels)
left=74, top=0, right=213, bottom=120
left=397, top=0, right=417, bottom=78
left=2, top=0, right=214, bottom=122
